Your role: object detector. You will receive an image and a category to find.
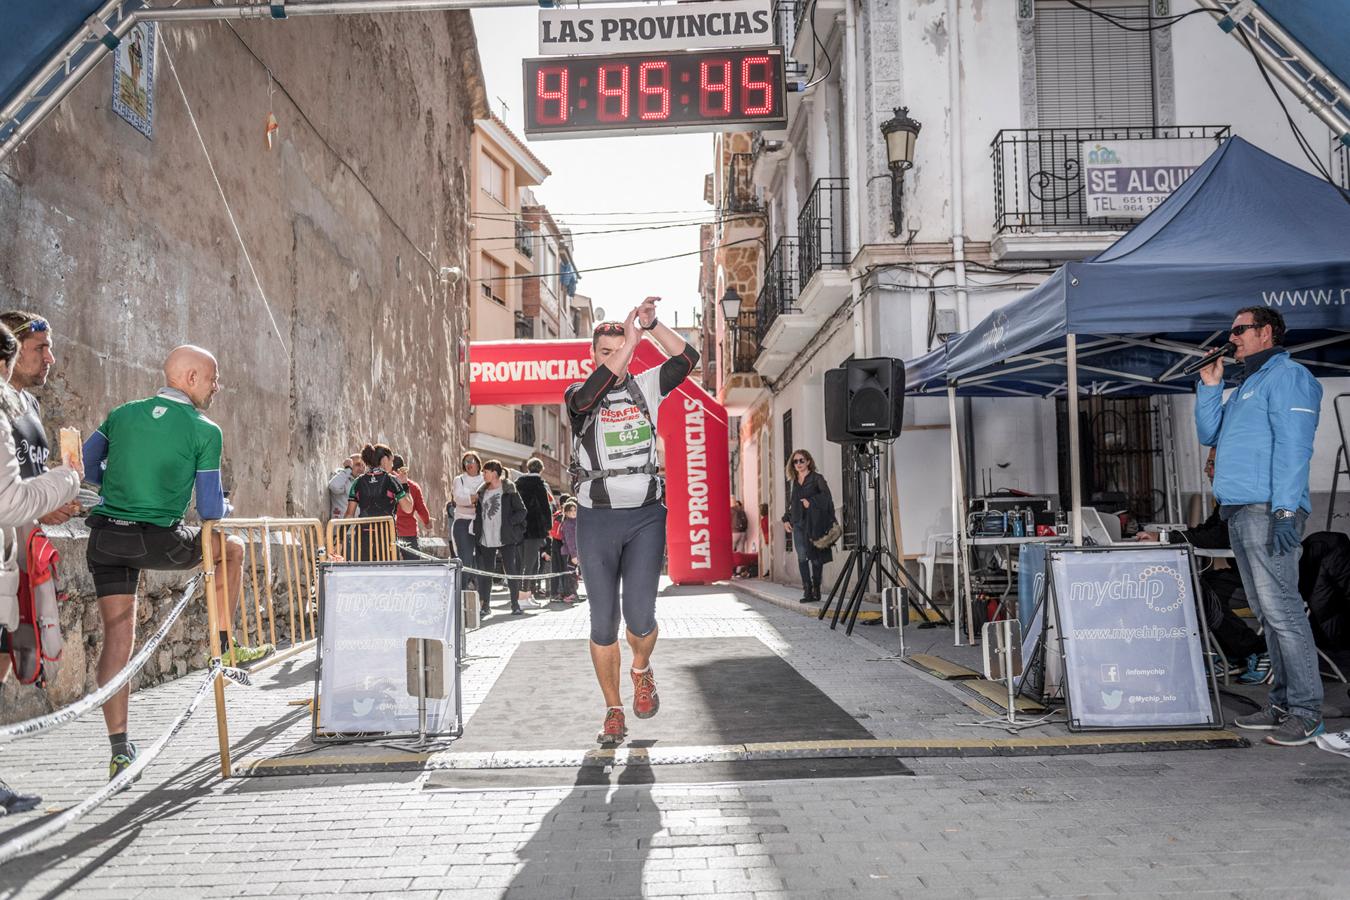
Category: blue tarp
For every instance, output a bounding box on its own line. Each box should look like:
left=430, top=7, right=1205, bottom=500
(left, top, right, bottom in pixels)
left=1259, top=0, right=1350, bottom=101
left=933, top=137, right=1350, bottom=398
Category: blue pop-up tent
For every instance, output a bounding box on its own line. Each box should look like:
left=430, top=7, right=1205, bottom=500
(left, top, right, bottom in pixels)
left=942, top=136, right=1350, bottom=397
left=905, top=135, right=1350, bottom=642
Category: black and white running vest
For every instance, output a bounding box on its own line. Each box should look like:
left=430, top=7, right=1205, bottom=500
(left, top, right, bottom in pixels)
left=568, top=369, right=665, bottom=510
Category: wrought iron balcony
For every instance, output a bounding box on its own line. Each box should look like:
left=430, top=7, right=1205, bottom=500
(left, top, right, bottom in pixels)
left=797, top=177, right=848, bottom=288
left=727, top=316, right=759, bottom=375
left=514, top=311, right=534, bottom=339
left=722, top=152, right=762, bottom=215
left=514, top=408, right=536, bottom=448
left=772, top=1, right=809, bottom=78
left=755, top=236, right=800, bottom=343
left=991, top=126, right=1230, bottom=234
left=514, top=218, right=534, bottom=257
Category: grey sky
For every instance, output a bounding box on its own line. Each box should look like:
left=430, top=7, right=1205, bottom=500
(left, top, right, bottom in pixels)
left=472, top=6, right=713, bottom=329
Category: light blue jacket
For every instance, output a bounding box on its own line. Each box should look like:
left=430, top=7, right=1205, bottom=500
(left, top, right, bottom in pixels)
left=1195, top=350, right=1321, bottom=513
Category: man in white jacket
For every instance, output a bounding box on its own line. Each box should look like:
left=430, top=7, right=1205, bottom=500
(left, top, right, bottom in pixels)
left=0, top=320, right=82, bottom=814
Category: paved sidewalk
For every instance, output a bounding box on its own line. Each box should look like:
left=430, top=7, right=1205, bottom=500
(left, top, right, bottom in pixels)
left=1, top=582, right=1347, bottom=898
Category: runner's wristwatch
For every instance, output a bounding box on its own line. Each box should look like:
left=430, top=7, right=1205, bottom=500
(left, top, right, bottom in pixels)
left=640, top=317, right=659, bottom=331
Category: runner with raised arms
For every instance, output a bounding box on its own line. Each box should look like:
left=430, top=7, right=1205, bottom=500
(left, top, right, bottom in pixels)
left=564, top=296, right=698, bottom=745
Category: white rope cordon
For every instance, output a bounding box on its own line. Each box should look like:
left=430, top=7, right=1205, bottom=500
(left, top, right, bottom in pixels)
left=162, top=40, right=290, bottom=361
left=395, top=541, right=577, bottom=581
left=0, top=663, right=252, bottom=864
left=0, top=574, right=205, bottom=742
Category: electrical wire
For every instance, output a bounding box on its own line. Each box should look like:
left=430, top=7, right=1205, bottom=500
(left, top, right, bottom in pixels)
left=1063, top=0, right=1210, bottom=32
left=472, top=211, right=726, bottom=226
left=802, top=0, right=834, bottom=92
left=220, top=22, right=442, bottom=272
left=1235, top=28, right=1350, bottom=207
left=475, top=236, right=760, bottom=282
left=1068, top=0, right=1348, bottom=206
left=470, top=214, right=760, bottom=242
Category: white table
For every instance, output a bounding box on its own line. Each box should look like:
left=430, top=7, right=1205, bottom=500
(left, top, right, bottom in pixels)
left=968, top=535, right=1064, bottom=547
left=1192, top=547, right=1235, bottom=559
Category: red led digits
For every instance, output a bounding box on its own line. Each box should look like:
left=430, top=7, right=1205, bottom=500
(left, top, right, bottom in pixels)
left=638, top=61, right=671, bottom=121
left=535, top=65, right=568, bottom=126
left=740, top=56, right=773, bottom=116
left=699, top=58, right=732, bottom=117
left=596, top=64, right=630, bottom=122
left=524, top=49, right=784, bottom=136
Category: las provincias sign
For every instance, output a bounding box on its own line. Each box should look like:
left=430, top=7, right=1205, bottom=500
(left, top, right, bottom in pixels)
left=538, top=0, right=772, bottom=56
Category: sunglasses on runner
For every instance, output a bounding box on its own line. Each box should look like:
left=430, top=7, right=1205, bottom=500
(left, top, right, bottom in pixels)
left=593, top=322, right=625, bottom=337
left=1229, top=323, right=1263, bottom=337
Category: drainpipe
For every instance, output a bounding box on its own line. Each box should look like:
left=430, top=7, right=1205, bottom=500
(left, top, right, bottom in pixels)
left=946, top=0, right=968, bottom=332
left=845, top=0, right=865, bottom=359
left=946, top=0, right=975, bottom=503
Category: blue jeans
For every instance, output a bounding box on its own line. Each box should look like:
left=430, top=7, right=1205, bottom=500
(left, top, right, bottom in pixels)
left=1227, top=503, right=1322, bottom=719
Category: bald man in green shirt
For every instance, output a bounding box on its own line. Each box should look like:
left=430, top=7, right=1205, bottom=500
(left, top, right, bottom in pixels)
left=83, top=346, right=262, bottom=781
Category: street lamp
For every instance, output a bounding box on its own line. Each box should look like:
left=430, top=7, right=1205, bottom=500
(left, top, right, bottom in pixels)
left=880, top=106, right=921, bottom=236
left=720, top=286, right=743, bottom=324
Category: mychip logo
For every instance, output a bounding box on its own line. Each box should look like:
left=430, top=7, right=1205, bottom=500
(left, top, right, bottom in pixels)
left=1067, top=565, right=1186, bottom=614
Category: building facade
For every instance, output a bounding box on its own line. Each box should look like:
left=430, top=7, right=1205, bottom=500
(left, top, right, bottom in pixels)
left=702, top=0, right=1349, bottom=591
left=468, top=115, right=551, bottom=478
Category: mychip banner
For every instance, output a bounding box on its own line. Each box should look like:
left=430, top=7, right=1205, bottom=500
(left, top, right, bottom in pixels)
left=1048, top=545, right=1215, bottom=730
left=315, top=560, right=461, bottom=741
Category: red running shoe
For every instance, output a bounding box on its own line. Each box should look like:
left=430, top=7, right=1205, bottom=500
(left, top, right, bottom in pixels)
left=631, top=667, right=660, bottom=719
left=598, top=707, right=627, bottom=745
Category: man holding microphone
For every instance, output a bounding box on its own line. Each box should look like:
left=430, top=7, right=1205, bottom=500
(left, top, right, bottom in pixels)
left=1196, top=307, right=1324, bottom=746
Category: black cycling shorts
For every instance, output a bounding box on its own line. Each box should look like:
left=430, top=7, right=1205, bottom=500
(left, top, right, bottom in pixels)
left=86, top=515, right=203, bottom=598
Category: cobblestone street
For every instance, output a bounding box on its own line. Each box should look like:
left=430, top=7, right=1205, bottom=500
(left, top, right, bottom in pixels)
left=2, top=582, right=1349, bottom=899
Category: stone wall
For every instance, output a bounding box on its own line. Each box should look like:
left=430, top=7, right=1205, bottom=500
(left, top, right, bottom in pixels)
left=0, top=12, right=485, bottom=722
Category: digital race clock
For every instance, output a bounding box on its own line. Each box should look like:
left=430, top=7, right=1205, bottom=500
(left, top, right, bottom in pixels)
left=523, top=47, right=788, bottom=140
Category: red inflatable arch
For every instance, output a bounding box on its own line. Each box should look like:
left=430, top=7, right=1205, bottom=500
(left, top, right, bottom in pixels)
left=469, top=339, right=732, bottom=585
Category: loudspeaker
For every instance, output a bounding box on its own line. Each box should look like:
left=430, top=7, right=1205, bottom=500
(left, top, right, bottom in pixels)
left=823, top=357, right=905, bottom=444
left=823, top=368, right=850, bottom=444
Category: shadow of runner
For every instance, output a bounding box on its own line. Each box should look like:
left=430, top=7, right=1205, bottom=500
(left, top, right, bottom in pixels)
left=504, top=761, right=661, bottom=900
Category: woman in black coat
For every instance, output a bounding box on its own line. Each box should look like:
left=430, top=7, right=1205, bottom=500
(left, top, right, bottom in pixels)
left=782, top=448, right=834, bottom=604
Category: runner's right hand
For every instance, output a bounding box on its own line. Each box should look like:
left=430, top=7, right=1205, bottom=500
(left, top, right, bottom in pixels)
left=624, top=307, right=642, bottom=344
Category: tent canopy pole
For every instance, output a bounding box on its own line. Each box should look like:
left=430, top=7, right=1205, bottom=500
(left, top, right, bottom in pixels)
left=947, top=385, right=976, bottom=644
left=1067, top=334, right=1084, bottom=546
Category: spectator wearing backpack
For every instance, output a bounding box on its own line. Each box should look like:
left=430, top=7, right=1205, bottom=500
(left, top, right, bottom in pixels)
left=472, top=459, right=528, bottom=616
left=731, top=499, right=749, bottom=553
left=515, top=457, right=554, bottom=605
left=344, top=443, right=414, bottom=560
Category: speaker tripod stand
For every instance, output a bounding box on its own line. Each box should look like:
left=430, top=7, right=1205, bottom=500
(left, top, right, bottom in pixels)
left=818, top=441, right=953, bottom=635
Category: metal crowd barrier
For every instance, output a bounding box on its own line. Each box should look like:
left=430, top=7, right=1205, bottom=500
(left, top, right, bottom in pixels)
left=326, top=515, right=398, bottom=562
left=201, top=517, right=327, bottom=777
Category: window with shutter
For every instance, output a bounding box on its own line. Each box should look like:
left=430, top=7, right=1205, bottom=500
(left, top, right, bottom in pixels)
left=1035, top=0, right=1156, bottom=128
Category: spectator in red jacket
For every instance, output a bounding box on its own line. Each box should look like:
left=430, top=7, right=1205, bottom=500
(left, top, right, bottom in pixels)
left=392, top=455, right=431, bottom=559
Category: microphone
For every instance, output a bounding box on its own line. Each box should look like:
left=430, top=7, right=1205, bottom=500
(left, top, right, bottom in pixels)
left=1182, top=342, right=1236, bottom=376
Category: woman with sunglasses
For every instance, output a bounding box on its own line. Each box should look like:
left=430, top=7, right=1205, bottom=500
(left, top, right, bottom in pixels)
left=565, top=297, right=698, bottom=746
left=783, top=449, right=834, bottom=604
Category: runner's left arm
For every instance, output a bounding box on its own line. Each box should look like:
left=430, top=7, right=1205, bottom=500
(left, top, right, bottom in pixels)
left=82, top=426, right=110, bottom=486
left=637, top=299, right=700, bottom=393
left=194, top=425, right=232, bottom=520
